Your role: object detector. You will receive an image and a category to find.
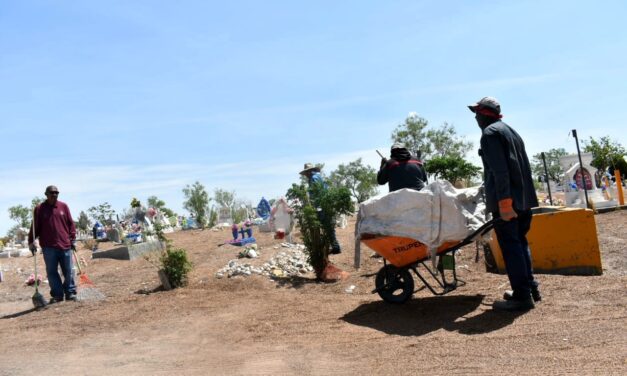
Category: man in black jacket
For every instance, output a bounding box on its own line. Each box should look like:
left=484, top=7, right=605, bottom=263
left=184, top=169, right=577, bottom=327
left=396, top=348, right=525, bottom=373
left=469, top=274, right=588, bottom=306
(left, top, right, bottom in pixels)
left=377, top=142, right=428, bottom=192
left=470, top=96, right=540, bottom=312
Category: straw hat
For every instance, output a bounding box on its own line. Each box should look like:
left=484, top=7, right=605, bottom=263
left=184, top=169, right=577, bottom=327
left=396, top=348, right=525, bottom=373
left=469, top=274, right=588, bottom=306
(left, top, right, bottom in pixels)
left=299, top=163, right=321, bottom=175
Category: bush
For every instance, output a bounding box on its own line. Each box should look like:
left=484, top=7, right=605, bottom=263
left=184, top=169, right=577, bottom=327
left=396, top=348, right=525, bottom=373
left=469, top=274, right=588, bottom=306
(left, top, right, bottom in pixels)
left=160, top=248, right=192, bottom=288
left=286, top=182, right=354, bottom=273
left=146, top=221, right=193, bottom=288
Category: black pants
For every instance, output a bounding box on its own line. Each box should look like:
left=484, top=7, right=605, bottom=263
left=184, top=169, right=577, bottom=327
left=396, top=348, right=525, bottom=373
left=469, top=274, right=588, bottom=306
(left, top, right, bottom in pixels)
left=317, top=211, right=341, bottom=252
left=493, top=209, right=537, bottom=299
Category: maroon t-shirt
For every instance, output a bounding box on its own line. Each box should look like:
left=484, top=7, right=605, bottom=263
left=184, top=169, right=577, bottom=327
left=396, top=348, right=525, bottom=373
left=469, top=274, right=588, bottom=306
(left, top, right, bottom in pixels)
left=28, top=200, right=76, bottom=250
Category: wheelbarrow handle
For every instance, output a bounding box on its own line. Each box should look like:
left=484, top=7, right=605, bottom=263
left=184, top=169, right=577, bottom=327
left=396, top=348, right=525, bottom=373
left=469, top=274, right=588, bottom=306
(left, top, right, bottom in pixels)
left=461, top=218, right=501, bottom=244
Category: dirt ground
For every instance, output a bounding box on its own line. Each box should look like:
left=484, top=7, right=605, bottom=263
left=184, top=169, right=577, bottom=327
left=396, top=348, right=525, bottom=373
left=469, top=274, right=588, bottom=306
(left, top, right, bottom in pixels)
left=1, top=211, right=625, bottom=375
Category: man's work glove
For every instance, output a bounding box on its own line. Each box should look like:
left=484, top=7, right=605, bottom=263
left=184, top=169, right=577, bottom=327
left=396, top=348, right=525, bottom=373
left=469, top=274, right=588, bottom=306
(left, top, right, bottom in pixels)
left=71, top=241, right=77, bottom=251
left=498, top=198, right=518, bottom=221
left=29, top=243, right=37, bottom=255
left=380, top=158, right=387, bottom=168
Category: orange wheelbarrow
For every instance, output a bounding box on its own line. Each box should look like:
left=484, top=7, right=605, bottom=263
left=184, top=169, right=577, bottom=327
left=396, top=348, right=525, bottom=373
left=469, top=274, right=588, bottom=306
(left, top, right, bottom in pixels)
left=361, top=219, right=496, bottom=304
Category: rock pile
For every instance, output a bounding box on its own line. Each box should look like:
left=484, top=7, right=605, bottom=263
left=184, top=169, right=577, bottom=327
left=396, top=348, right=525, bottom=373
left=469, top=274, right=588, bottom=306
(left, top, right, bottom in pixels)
left=216, top=243, right=314, bottom=279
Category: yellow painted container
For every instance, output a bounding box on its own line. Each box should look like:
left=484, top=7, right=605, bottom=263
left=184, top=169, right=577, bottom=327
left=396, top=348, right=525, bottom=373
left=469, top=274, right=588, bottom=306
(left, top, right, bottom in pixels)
left=488, top=207, right=602, bottom=275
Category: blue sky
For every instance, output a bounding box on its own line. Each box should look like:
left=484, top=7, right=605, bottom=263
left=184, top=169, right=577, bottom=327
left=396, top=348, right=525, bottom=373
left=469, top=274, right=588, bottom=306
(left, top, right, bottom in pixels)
left=1, top=0, right=626, bottom=233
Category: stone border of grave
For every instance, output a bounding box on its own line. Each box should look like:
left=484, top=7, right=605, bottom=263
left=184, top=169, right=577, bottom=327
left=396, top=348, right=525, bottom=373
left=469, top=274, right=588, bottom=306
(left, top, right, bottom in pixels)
left=92, top=240, right=165, bottom=260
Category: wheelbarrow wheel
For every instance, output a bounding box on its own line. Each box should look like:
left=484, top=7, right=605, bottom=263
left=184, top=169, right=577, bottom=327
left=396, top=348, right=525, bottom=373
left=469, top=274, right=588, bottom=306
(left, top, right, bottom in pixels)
left=375, top=265, right=414, bottom=304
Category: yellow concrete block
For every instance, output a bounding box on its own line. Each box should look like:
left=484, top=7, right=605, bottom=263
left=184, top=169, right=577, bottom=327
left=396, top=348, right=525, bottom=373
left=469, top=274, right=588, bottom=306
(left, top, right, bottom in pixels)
left=488, top=207, right=602, bottom=275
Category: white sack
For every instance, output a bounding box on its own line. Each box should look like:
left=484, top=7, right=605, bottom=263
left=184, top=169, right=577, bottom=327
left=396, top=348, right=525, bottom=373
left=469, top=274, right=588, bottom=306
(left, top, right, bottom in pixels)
left=356, top=181, right=486, bottom=251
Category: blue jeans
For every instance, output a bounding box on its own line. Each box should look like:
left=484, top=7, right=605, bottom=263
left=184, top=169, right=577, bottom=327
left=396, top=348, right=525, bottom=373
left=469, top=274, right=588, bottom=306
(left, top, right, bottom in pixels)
left=42, top=247, right=76, bottom=299
left=493, top=210, right=537, bottom=299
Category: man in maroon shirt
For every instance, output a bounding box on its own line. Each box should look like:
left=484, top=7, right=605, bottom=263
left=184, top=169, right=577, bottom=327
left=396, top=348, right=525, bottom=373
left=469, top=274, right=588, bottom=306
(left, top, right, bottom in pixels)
left=28, top=185, right=77, bottom=303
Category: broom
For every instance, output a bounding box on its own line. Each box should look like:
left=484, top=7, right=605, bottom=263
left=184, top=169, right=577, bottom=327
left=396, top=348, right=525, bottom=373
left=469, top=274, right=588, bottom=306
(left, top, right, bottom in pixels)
left=72, top=247, right=105, bottom=301
left=31, top=208, right=47, bottom=308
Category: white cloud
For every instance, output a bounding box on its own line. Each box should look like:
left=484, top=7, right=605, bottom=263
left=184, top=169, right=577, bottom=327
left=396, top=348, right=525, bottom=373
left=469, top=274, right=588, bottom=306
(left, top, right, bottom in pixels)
left=0, top=148, right=388, bottom=234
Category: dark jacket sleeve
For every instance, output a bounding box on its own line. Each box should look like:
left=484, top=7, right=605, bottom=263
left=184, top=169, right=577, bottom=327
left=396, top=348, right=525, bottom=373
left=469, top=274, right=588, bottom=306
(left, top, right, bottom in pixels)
left=377, top=163, right=389, bottom=185
left=480, top=133, right=512, bottom=202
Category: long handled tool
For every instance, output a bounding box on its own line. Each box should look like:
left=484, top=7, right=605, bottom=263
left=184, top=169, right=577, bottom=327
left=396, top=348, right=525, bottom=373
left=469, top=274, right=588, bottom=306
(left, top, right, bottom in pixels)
left=71, top=247, right=106, bottom=301
left=72, top=248, right=94, bottom=286
left=31, top=209, right=47, bottom=309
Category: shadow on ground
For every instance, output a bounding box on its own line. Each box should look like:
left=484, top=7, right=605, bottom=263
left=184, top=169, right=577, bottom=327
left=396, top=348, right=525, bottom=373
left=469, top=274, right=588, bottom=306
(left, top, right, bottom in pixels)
left=341, top=294, right=524, bottom=336
left=273, top=275, right=321, bottom=289
left=134, top=285, right=166, bottom=295
left=2, top=307, right=39, bottom=319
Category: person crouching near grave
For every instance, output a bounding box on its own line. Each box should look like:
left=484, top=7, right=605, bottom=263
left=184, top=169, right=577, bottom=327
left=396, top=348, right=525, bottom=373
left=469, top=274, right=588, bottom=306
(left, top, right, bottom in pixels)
left=28, top=185, right=78, bottom=304
left=469, top=96, right=541, bottom=312
left=240, top=220, right=253, bottom=238
left=231, top=223, right=239, bottom=240
left=377, top=142, right=428, bottom=192
left=300, top=163, right=342, bottom=255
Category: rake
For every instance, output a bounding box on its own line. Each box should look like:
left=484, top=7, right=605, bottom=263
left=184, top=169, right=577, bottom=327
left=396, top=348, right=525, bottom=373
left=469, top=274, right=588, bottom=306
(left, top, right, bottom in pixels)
left=72, top=248, right=94, bottom=286
left=71, top=248, right=106, bottom=301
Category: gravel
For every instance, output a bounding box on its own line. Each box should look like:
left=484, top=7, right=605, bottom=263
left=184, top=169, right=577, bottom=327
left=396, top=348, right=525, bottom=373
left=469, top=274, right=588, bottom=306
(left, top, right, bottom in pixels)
left=216, top=242, right=314, bottom=279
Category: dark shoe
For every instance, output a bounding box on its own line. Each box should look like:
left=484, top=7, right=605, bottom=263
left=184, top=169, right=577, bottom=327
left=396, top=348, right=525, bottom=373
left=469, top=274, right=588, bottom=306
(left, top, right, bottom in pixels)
left=493, top=297, right=535, bottom=312
left=531, top=288, right=542, bottom=302
left=329, top=248, right=342, bottom=255
left=504, top=288, right=542, bottom=302
left=49, top=296, right=64, bottom=304
left=65, top=294, right=78, bottom=302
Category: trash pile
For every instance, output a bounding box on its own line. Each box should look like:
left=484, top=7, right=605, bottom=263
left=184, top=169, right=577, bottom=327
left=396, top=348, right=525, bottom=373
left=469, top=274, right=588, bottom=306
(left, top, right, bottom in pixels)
left=237, top=244, right=259, bottom=259
left=215, top=243, right=314, bottom=279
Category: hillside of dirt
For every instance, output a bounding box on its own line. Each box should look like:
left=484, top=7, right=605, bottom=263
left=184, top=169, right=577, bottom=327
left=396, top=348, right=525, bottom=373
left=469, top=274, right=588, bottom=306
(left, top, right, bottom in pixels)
left=1, top=211, right=625, bottom=375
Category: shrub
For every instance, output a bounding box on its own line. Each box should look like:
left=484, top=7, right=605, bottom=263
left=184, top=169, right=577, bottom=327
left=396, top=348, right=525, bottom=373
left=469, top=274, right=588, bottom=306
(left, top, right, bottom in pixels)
left=160, top=248, right=192, bottom=288
left=146, top=221, right=193, bottom=288
left=286, top=181, right=354, bottom=273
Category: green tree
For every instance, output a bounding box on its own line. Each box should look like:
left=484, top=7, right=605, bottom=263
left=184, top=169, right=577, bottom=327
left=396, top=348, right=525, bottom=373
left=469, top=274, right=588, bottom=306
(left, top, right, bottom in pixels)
left=130, top=197, right=142, bottom=208
left=286, top=182, right=353, bottom=275
left=391, top=114, right=472, bottom=159
left=328, top=158, right=378, bottom=203
left=213, top=189, right=235, bottom=210
left=390, top=114, right=429, bottom=157
left=147, top=195, right=176, bottom=217
left=425, top=155, right=482, bottom=186
left=208, top=206, right=218, bottom=228
left=182, top=182, right=210, bottom=228
left=31, top=197, right=44, bottom=210
left=88, top=202, right=116, bottom=224
left=231, top=200, right=250, bottom=224
left=391, top=114, right=479, bottom=185
left=77, top=211, right=91, bottom=232
left=583, top=136, right=627, bottom=173
left=531, top=148, right=568, bottom=183
left=214, top=189, right=244, bottom=222
left=8, top=205, right=30, bottom=228
left=424, top=122, right=473, bottom=158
